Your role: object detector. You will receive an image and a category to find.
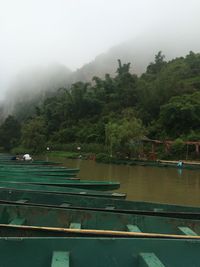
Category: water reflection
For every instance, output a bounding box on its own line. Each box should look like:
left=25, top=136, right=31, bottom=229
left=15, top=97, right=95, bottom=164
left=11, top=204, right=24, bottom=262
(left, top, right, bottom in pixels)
left=177, top=168, right=183, bottom=176
left=47, top=156, right=200, bottom=207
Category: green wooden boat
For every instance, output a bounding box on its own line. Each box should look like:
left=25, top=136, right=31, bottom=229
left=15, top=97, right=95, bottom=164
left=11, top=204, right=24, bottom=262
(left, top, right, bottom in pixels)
left=0, top=167, right=80, bottom=175
left=1, top=237, right=200, bottom=266
left=0, top=204, right=200, bottom=237
left=0, top=171, right=77, bottom=179
left=0, top=169, right=79, bottom=176
left=0, top=160, right=62, bottom=166
left=0, top=179, right=120, bottom=190
left=0, top=188, right=199, bottom=219
left=0, top=182, right=126, bottom=198
left=1, top=175, right=79, bottom=182
left=0, top=164, right=67, bottom=170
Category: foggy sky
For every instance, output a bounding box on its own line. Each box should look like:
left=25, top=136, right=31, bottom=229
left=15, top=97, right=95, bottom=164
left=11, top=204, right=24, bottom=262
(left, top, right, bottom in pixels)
left=1, top=0, right=200, bottom=99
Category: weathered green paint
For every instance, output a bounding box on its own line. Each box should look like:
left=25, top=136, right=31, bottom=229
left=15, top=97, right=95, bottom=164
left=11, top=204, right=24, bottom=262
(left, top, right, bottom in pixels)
left=127, top=224, right=141, bottom=232
left=139, top=253, right=165, bottom=267
left=0, top=173, right=77, bottom=179
left=0, top=165, right=75, bottom=171
left=1, top=187, right=200, bottom=219
left=0, top=169, right=79, bottom=177
left=15, top=199, right=28, bottom=204
left=0, top=160, right=62, bottom=165
left=0, top=182, right=126, bottom=198
left=0, top=237, right=200, bottom=266
left=0, top=166, right=79, bottom=172
left=178, top=226, right=198, bottom=236
left=0, top=204, right=199, bottom=236
left=9, top=217, right=26, bottom=225
left=0, top=179, right=120, bottom=191
left=0, top=173, right=78, bottom=178
left=69, top=223, right=81, bottom=229
left=51, top=251, right=69, bottom=267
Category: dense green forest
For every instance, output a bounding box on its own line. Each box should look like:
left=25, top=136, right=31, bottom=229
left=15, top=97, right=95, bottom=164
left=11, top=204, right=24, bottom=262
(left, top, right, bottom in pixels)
left=1, top=51, right=200, bottom=159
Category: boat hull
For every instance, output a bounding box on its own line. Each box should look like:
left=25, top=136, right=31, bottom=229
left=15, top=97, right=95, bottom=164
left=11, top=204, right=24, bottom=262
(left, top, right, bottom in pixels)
left=0, top=204, right=200, bottom=236
left=0, top=182, right=125, bottom=198
left=0, top=237, right=200, bottom=266
left=0, top=187, right=199, bottom=218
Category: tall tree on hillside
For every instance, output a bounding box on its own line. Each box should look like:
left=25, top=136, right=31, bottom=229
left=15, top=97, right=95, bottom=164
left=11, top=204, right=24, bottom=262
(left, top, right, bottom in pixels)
left=0, top=116, right=21, bottom=151
left=114, top=60, right=138, bottom=108
left=21, top=117, right=47, bottom=153
left=146, top=51, right=166, bottom=75
left=158, top=92, right=200, bottom=138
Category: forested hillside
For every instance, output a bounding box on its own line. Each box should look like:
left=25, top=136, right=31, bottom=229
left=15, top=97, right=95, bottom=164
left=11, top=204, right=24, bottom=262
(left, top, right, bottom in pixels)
left=1, top=51, right=200, bottom=158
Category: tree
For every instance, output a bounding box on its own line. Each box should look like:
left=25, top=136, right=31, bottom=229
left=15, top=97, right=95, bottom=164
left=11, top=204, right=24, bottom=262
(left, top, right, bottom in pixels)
left=105, top=116, right=146, bottom=157
left=159, top=92, right=200, bottom=138
left=185, top=51, right=200, bottom=76
left=0, top=116, right=21, bottom=151
left=114, top=60, right=138, bottom=108
left=146, top=51, right=166, bottom=74
left=21, top=117, right=47, bottom=153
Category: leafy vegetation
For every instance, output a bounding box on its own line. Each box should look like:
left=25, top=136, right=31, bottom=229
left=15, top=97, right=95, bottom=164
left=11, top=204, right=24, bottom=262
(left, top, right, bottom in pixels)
left=1, top=51, right=200, bottom=159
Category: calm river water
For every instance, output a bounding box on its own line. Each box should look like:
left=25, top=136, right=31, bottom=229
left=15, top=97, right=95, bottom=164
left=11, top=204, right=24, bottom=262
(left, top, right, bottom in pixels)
left=47, top=156, right=200, bottom=207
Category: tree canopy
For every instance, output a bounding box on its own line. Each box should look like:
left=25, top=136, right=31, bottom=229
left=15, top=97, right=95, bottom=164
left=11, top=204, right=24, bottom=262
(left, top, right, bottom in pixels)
left=1, top=51, right=200, bottom=157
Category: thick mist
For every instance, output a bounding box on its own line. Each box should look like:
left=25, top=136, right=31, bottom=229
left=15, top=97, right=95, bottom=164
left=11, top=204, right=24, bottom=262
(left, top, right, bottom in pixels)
left=1, top=0, right=200, bottom=117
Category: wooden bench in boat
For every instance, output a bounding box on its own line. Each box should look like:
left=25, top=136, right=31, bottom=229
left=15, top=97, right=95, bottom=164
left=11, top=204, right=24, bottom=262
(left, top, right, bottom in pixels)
left=15, top=199, right=28, bottom=204
left=127, top=224, right=141, bottom=232
left=139, top=252, right=165, bottom=267
left=69, top=222, right=81, bottom=229
left=51, top=251, right=69, bottom=267
left=178, top=226, right=198, bottom=236
left=9, top=217, right=26, bottom=225
left=59, top=203, right=71, bottom=208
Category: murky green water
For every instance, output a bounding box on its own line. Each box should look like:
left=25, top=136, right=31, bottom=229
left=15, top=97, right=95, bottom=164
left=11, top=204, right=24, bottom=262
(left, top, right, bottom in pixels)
left=47, top=156, right=200, bottom=206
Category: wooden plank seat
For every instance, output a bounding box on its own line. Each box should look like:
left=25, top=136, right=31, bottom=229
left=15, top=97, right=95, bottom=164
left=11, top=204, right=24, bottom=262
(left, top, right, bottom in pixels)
left=51, top=251, right=69, bottom=267
left=105, top=206, right=115, bottom=210
left=178, top=226, right=198, bottom=236
left=9, top=217, right=26, bottom=225
left=59, top=203, right=71, bottom=208
left=139, top=252, right=165, bottom=267
left=127, top=224, right=141, bottom=232
left=69, top=222, right=81, bottom=229
left=15, top=199, right=28, bottom=204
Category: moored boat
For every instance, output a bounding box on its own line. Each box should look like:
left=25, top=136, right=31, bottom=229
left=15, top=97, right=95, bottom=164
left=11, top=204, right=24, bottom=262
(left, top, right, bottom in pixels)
left=0, top=170, right=79, bottom=176
left=0, top=203, right=200, bottom=237
left=0, top=237, right=200, bottom=266
left=0, top=187, right=200, bottom=218
left=0, top=159, right=63, bottom=165
left=0, top=179, right=120, bottom=190
left=0, top=167, right=80, bottom=175
left=0, top=172, right=78, bottom=179
left=0, top=182, right=126, bottom=198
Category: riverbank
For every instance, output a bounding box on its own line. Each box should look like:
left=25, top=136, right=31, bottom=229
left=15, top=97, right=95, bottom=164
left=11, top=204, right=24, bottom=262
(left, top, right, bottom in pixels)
left=47, top=151, right=96, bottom=160
left=46, top=151, right=200, bottom=170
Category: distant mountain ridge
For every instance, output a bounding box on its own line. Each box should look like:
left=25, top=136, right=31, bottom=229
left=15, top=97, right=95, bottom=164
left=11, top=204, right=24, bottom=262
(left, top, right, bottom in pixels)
left=2, top=34, right=200, bottom=120
left=72, top=34, right=200, bottom=81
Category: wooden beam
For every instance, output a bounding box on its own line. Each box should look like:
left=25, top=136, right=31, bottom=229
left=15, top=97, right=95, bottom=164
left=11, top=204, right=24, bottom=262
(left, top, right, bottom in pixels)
left=9, top=217, right=26, bottom=225
left=178, top=226, right=198, bottom=236
left=69, top=222, right=81, bottom=229
left=127, top=224, right=141, bottom=232
left=105, top=206, right=115, bottom=210
left=139, top=253, right=165, bottom=267
left=51, top=251, right=69, bottom=267
left=15, top=199, right=28, bottom=204
left=59, top=203, right=71, bottom=208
